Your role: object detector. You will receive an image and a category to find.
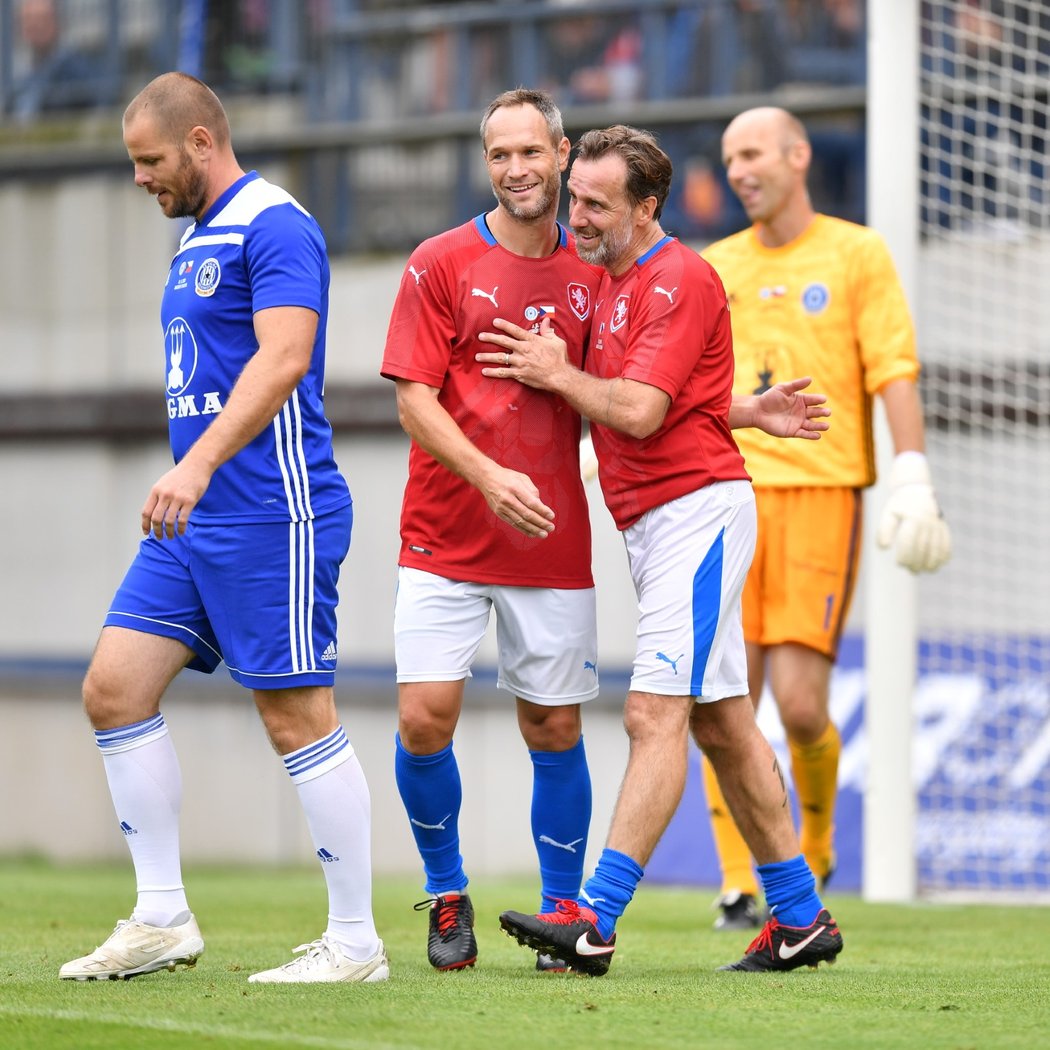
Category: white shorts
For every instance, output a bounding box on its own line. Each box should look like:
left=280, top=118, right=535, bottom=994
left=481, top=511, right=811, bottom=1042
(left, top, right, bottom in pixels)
left=624, top=480, right=756, bottom=701
left=393, top=566, right=600, bottom=706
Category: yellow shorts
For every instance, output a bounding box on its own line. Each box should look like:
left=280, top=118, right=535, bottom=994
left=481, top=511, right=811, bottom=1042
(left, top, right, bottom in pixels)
left=742, top=487, right=862, bottom=660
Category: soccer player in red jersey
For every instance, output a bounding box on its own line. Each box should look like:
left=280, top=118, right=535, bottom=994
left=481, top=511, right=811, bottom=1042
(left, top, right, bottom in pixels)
left=480, top=125, right=843, bottom=975
left=381, top=89, right=602, bottom=972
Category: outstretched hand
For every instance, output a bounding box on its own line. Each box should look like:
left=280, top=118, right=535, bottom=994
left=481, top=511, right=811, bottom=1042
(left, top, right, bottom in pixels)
left=752, top=376, right=830, bottom=440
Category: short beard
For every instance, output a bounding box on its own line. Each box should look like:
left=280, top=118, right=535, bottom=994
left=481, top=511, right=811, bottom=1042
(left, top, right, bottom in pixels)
left=576, top=217, right=634, bottom=269
left=491, top=172, right=558, bottom=223
left=166, top=151, right=208, bottom=220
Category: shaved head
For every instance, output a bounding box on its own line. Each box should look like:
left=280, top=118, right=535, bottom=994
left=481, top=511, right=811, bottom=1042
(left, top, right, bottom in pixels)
left=123, top=72, right=244, bottom=222
left=720, top=106, right=814, bottom=244
left=123, top=72, right=230, bottom=148
left=723, top=107, right=809, bottom=157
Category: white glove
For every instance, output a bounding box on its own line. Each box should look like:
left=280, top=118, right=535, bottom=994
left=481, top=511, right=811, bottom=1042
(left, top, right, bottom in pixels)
left=876, top=451, right=952, bottom=573
left=579, top=434, right=599, bottom=483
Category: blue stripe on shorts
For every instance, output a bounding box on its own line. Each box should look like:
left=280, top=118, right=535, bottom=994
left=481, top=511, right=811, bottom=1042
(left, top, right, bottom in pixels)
left=690, top=526, right=725, bottom=696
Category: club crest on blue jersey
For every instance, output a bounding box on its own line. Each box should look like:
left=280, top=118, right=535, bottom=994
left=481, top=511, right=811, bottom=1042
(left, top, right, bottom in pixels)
left=610, top=294, right=630, bottom=333
left=195, top=258, right=221, bottom=298
left=801, top=282, right=830, bottom=313
left=165, top=317, right=198, bottom=395
left=568, top=282, right=591, bottom=321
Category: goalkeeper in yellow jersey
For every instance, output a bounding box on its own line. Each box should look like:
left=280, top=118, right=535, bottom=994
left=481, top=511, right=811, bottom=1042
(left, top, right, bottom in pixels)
left=699, top=106, right=952, bottom=930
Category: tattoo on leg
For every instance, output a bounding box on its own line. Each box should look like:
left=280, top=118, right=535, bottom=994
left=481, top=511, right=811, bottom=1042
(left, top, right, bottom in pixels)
left=772, top=757, right=788, bottom=806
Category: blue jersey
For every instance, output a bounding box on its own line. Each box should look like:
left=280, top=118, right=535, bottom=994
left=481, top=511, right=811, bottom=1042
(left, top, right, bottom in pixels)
left=160, top=171, right=350, bottom=523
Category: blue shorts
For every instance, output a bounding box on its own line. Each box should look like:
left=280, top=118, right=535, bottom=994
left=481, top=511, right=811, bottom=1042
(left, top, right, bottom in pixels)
left=104, top=505, right=352, bottom=690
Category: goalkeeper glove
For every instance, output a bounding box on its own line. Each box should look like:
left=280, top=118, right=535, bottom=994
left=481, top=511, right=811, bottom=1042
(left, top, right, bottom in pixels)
left=579, top=434, right=599, bottom=483
left=876, top=451, right=952, bottom=573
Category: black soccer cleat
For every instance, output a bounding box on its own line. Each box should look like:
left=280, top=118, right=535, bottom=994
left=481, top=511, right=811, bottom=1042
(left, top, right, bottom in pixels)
left=718, top=908, right=842, bottom=972
left=712, top=890, right=764, bottom=932
left=499, top=901, right=615, bottom=977
left=415, top=893, right=477, bottom=971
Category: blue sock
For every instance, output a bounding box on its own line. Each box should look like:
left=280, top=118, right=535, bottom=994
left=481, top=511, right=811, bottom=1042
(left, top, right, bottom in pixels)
left=758, top=855, right=823, bottom=927
left=394, top=733, right=467, bottom=894
left=530, top=736, right=591, bottom=913
left=579, top=848, right=644, bottom=940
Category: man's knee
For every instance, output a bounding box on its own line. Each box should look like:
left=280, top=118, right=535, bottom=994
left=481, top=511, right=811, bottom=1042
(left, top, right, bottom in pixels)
left=518, top=701, right=581, bottom=751
left=690, top=694, right=755, bottom=756
left=81, top=663, right=122, bottom=729
left=775, top=687, right=830, bottom=743
left=82, top=653, right=161, bottom=730
left=397, top=683, right=462, bottom=754
left=623, top=691, right=690, bottom=745
left=256, top=686, right=338, bottom=755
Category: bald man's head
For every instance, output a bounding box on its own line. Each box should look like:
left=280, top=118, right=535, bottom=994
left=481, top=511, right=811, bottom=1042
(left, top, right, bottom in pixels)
left=123, top=72, right=230, bottom=150
left=720, top=106, right=814, bottom=236
left=723, top=107, right=809, bottom=160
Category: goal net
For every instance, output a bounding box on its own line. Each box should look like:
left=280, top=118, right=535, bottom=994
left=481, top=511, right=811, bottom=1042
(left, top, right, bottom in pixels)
left=910, top=0, right=1050, bottom=897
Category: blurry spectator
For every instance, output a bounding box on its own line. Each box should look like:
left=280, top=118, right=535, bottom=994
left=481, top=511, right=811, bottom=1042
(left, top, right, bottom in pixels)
left=541, top=1, right=643, bottom=105
left=733, top=0, right=790, bottom=91
left=8, top=0, right=108, bottom=122
left=782, top=0, right=865, bottom=84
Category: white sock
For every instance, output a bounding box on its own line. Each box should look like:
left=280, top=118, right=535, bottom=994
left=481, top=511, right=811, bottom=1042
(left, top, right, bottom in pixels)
left=96, top=714, right=189, bottom=927
left=284, top=726, right=379, bottom=960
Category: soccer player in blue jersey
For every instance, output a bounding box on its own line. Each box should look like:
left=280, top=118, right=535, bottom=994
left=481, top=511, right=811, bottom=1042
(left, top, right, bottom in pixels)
left=58, top=72, right=387, bottom=985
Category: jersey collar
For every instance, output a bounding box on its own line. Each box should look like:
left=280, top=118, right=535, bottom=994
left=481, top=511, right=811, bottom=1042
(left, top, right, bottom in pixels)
left=635, top=235, right=674, bottom=268
left=197, top=170, right=261, bottom=228
left=473, top=214, right=568, bottom=251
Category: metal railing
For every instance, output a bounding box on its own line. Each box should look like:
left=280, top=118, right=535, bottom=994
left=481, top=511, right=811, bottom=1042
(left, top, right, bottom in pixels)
left=0, top=0, right=867, bottom=251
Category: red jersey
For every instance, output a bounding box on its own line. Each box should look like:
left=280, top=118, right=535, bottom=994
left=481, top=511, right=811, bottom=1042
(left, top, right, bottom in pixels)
left=381, top=216, right=602, bottom=587
left=587, top=237, right=750, bottom=529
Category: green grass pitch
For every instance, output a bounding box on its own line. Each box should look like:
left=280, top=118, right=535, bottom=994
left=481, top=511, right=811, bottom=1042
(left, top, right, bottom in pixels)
left=0, top=859, right=1045, bottom=1049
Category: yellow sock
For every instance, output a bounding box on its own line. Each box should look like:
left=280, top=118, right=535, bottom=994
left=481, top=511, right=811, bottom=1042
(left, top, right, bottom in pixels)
left=788, top=722, right=841, bottom=883
left=701, top=754, right=758, bottom=897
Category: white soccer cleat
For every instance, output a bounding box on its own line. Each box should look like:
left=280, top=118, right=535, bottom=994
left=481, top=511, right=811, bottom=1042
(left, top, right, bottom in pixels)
left=59, top=914, right=205, bottom=981
left=248, top=935, right=390, bottom=984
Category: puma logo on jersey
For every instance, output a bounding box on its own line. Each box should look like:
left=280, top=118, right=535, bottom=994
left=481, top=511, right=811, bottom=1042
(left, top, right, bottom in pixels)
left=654, top=286, right=677, bottom=303
left=472, top=286, right=499, bottom=308
left=408, top=266, right=427, bottom=284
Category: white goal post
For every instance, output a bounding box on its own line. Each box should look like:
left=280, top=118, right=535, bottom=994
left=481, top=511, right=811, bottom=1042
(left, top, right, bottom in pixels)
left=866, top=0, right=1050, bottom=902
left=864, top=0, right=921, bottom=903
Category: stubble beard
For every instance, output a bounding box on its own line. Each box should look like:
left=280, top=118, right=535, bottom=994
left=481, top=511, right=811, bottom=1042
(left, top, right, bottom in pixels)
left=492, top=170, right=559, bottom=224
left=575, top=215, right=634, bottom=270
left=163, top=151, right=209, bottom=220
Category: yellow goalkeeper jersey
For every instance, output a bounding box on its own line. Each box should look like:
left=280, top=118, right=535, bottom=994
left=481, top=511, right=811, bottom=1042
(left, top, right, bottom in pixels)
left=702, top=214, right=920, bottom=488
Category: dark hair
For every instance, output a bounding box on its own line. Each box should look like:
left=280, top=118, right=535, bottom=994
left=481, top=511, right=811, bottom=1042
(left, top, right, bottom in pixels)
left=574, top=125, right=672, bottom=219
left=124, top=71, right=231, bottom=148
left=480, top=87, right=565, bottom=148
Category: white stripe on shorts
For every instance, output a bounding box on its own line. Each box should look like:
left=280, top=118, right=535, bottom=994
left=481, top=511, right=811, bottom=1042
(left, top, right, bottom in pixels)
left=287, top=518, right=317, bottom=674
